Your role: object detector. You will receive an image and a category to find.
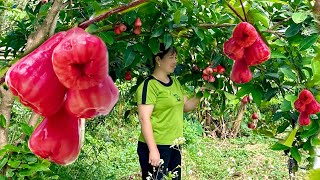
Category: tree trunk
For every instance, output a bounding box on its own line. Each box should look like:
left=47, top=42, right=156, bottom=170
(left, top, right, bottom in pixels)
left=0, top=86, right=14, bottom=149
left=230, top=104, right=246, bottom=138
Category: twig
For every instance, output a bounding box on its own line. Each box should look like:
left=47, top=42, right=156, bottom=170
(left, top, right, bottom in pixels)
left=225, top=1, right=245, bottom=22
left=78, top=0, right=149, bottom=29
left=270, top=17, right=291, bottom=30
left=239, top=0, right=248, bottom=22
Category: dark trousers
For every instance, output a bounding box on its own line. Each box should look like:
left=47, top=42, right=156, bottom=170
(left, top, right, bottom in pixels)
left=137, top=141, right=181, bottom=180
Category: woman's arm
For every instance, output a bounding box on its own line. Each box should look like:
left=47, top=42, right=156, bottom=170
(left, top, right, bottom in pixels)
left=137, top=104, right=160, bottom=167
left=183, top=96, right=200, bottom=112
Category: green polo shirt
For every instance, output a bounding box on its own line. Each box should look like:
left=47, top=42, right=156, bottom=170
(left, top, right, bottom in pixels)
left=136, top=75, right=185, bottom=145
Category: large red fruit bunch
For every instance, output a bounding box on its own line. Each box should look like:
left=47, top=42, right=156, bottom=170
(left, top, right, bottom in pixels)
left=223, top=22, right=271, bottom=84
left=294, top=89, right=320, bottom=126
left=6, top=27, right=119, bottom=165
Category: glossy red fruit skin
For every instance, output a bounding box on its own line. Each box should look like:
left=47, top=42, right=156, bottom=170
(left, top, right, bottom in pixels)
left=52, top=27, right=108, bottom=90
left=125, top=71, right=132, bottom=81
left=134, top=17, right=142, bottom=27
left=65, top=76, right=119, bottom=118
left=299, top=89, right=314, bottom=105
left=119, top=23, right=127, bottom=32
left=133, top=26, right=141, bottom=35
left=247, top=122, right=256, bottom=129
left=203, top=67, right=213, bottom=75
left=251, top=113, right=259, bottom=119
left=241, top=95, right=251, bottom=104
left=28, top=107, right=81, bottom=165
left=216, top=65, right=225, bottom=74
left=208, top=75, right=215, bottom=82
left=232, top=22, right=258, bottom=47
left=298, top=112, right=311, bottom=126
left=244, top=36, right=270, bottom=66
left=294, top=99, right=306, bottom=112
left=5, top=32, right=67, bottom=116
left=223, top=38, right=245, bottom=61
left=230, top=59, right=252, bottom=84
left=305, top=100, right=320, bottom=115
left=114, top=26, right=121, bottom=35
left=202, top=74, right=209, bottom=81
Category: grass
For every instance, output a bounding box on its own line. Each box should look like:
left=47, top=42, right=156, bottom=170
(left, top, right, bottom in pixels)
left=49, top=117, right=307, bottom=180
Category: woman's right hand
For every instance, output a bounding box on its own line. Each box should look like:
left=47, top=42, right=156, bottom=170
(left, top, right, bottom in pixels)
left=149, top=149, right=160, bottom=167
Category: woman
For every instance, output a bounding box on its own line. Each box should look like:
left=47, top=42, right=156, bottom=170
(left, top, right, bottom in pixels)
left=136, top=43, right=200, bottom=179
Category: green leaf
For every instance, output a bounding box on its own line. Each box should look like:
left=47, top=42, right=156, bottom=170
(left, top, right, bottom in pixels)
left=2, top=144, right=21, bottom=153
left=285, top=23, right=302, bottom=37
left=0, top=174, right=6, bottom=180
left=299, top=34, right=319, bottom=51
left=292, top=12, right=308, bottom=24
left=8, top=159, right=21, bottom=168
left=251, top=87, right=263, bottom=106
left=98, top=32, right=114, bottom=45
left=21, top=123, right=33, bottom=136
left=224, top=92, right=237, bottom=100
left=148, top=38, right=159, bottom=55
left=271, top=142, right=290, bottom=151
left=0, top=114, right=6, bottom=128
left=280, top=126, right=298, bottom=147
left=311, top=136, right=320, bottom=146
left=308, top=169, right=320, bottom=180
left=248, top=10, right=269, bottom=28
left=173, top=9, right=181, bottom=24
left=280, top=68, right=297, bottom=81
left=5, top=169, right=14, bottom=178
left=0, top=155, right=8, bottom=170
left=192, top=27, right=205, bottom=40
left=203, top=90, right=210, bottom=98
left=18, top=169, right=34, bottom=177
left=124, top=47, right=136, bottom=68
left=271, top=51, right=286, bottom=59
left=151, top=28, right=164, bottom=38
left=301, top=125, right=319, bottom=138
left=290, top=147, right=301, bottom=163
left=280, top=100, right=292, bottom=111
left=164, top=33, right=173, bottom=50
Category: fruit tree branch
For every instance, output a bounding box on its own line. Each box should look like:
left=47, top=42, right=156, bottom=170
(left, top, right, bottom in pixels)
left=225, top=1, right=245, bottom=22
left=78, top=0, right=149, bottom=29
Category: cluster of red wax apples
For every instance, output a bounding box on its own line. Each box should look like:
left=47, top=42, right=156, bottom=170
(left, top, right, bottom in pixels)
left=202, top=64, right=225, bottom=82
left=294, top=89, right=320, bottom=126
left=223, top=22, right=271, bottom=84
left=114, top=17, right=142, bottom=35
left=5, top=27, right=119, bottom=165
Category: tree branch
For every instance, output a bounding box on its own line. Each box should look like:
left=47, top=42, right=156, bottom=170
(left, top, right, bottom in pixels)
left=225, top=1, right=245, bottom=22
left=24, top=0, right=64, bottom=55
left=78, top=0, right=150, bottom=29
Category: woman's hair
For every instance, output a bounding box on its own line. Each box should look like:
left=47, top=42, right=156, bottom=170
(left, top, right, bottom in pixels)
left=153, top=43, right=177, bottom=67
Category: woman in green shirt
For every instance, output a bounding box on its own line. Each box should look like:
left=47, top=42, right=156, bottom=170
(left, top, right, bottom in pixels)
left=136, top=43, right=200, bottom=180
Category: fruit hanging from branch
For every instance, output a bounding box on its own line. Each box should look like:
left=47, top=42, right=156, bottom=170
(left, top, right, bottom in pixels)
left=294, top=89, right=320, bottom=126
left=5, top=32, right=68, bottom=116
left=125, top=71, right=132, bottom=81
left=52, top=27, right=109, bottom=90
left=66, top=76, right=119, bottom=118
left=28, top=107, right=81, bottom=166
left=230, top=59, right=252, bottom=84
left=223, top=21, right=271, bottom=84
